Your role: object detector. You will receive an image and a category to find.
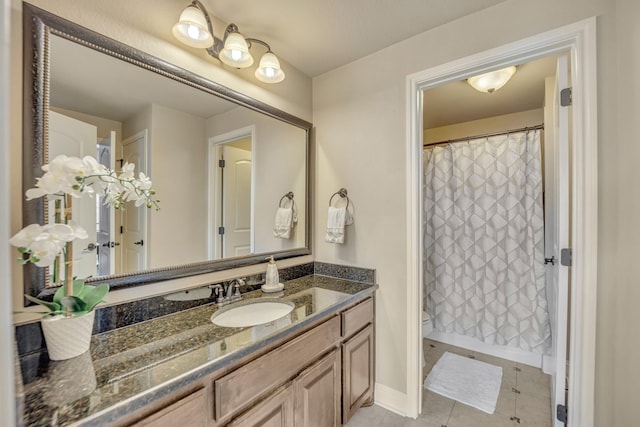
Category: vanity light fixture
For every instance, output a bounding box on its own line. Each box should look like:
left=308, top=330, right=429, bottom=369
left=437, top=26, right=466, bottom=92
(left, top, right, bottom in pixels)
left=467, top=66, right=517, bottom=93
left=173, top=1, right=285, bottom=83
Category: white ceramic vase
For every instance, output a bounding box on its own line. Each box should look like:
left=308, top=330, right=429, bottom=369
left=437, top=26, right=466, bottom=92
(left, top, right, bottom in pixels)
left=40, top=310, right=95, bottom=361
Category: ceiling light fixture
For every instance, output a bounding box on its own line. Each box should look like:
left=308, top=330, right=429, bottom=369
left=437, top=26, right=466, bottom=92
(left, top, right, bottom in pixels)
left=467, top=66, right=517, bottom=93
left=173, top=1, right=285, bottom=83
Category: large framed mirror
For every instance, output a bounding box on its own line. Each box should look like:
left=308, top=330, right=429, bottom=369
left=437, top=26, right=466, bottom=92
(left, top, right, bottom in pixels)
left=22, top=3, right=312, bottom=299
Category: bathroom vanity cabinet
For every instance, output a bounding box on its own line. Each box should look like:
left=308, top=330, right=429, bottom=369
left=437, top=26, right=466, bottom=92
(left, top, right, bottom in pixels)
left=18, top=276, right=377, bottom=427
left=126, top=296, right=374, bottom=427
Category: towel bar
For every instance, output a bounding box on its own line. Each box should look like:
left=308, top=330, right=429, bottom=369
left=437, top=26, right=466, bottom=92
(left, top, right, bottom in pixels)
left=279, top=192, right=294, bottom=207
left=329, top=188, right=350, bottom=209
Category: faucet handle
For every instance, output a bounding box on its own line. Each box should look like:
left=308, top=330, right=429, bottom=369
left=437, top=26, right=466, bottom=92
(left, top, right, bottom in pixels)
left=209, top=283, right=225, bottom=303
left=232, top=278, right=244, bottom=298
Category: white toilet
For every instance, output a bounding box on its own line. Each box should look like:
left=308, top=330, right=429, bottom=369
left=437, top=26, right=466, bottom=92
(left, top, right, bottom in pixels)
left=422, top=311, right=433, bottom=338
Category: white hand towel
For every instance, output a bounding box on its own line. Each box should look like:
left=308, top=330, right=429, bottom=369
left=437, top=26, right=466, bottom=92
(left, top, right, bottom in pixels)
left=273, top=207, right=294, bottom=239
left=325, top=206, right=352, bottom=244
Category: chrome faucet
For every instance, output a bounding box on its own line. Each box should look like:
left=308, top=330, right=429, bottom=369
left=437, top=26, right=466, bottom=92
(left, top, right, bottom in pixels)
left=210, top=278, right=244, bottom=305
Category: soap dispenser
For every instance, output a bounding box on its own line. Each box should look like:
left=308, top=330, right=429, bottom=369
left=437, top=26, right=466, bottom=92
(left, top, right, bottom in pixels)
left=265, top=256, right=279, bottom=286
left=262, top=256, right=284, bottom=293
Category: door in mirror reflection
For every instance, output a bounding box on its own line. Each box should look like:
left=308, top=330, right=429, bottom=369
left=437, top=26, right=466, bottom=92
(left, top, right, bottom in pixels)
left=48, top=111, right=98, bottom=280
left=209, top=127, right=254, bottom=260
left=221, top=141, right=253, bottom=258
left=121, top=130, right=149, bottom=272
left=96, top=137, right=115, bottom=277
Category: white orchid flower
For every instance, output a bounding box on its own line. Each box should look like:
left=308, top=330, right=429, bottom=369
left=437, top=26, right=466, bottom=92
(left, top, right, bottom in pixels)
left=41, top=222, right=88, bottom=242
left=119, top=162, right=136, bottom=180
left=14, top=154, right=158, bottom=276
left=26, top=155, right=83, bottom=199
left=9, top=223, right=43, bottom=248
left=136, top=172, right=152, bottom=190
left=28, top=239, right=63, bottom=267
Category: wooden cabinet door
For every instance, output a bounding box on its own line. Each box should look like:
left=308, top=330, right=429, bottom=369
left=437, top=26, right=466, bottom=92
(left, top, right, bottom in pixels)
left=342, top=324, right=374, bottom=424
left=228, top=384, right=294, bottom=427
left=131, top=388, right=207, bottom=427
left=294, top=349, right=341, bottom=427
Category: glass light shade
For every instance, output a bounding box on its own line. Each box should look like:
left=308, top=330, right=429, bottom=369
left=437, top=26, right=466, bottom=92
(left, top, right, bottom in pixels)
left=220, top=33, right=254, bottom=68
left=172, top=5, right=214, bottom=48
left=255, top=52, right=285, bottom=83
left=467, top=66, right=517, bottom=93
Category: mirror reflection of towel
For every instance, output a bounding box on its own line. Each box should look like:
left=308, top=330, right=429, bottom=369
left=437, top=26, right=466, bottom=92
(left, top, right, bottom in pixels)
left=325, top=206, right=353, bottom=244
left=274, top=207, right=294, bottom=239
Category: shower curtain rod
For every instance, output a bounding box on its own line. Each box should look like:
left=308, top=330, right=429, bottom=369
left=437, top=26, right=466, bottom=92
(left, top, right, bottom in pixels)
left=423, top=123, right=544, bottom=148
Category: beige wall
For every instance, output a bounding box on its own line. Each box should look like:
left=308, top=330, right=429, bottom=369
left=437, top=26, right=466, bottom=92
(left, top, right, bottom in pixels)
left=147, top=104, right=208, bottom=268
left=612, top=0, right=640, bottom=423
left=313, top=0, right=637, bottom=424
left=424, top=108, right=544, bottom=144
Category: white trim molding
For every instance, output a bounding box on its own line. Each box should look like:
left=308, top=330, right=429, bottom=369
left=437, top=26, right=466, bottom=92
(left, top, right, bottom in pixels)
left=406, top=18, right=598, bottom=426
left=374, top=382, right=408, bottom=417
left=1, top=0, right=16, bottom=423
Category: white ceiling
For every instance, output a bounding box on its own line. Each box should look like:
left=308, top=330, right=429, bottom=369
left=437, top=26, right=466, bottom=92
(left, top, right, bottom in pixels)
left=208, top=0, right=510, bottom=77
left=423, top=55, right=559, bottom=128
left=207, top=0, right=557, bottom=127
left=50, top=35, right=238, bottom=121
left=50, top=0, right=558, bottom=127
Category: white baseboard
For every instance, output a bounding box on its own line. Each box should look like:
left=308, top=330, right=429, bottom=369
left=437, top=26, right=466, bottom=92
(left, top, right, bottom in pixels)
left=427, top=331, right=545, bottom=368
left=374, top=383, right=408, bottom=417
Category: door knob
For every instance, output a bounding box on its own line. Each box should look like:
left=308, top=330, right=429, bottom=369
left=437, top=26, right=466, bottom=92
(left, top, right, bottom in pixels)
left=84, top=243, right=97, bottom=251
left=134, top=240, right=144, bottom=246
left=102, top=241, right=121, bottom=248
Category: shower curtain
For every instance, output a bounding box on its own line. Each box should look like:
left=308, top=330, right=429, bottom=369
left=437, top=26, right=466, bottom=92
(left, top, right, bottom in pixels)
left=423, top=130, right=551, bottom=354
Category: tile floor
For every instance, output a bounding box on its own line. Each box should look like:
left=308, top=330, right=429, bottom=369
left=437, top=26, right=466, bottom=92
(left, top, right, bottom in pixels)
left=346, top=338, right=552, bottom=427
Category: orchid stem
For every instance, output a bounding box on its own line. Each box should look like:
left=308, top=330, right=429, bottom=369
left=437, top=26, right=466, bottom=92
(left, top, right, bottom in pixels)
left=53, top=198, right=61, bottom=285
left=64, top=194, right=73, bottom=317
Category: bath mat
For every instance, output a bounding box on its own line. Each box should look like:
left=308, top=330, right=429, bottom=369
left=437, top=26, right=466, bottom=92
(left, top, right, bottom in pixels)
left=424, top=351, right=503, bottom=414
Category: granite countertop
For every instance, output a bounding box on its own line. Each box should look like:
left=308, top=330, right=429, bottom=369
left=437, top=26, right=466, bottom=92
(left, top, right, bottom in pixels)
left=19, top=275, right=376, bottom=426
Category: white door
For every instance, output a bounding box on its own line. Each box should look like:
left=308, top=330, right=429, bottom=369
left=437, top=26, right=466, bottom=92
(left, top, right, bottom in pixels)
left=96, top=132, right=116, bottom=276
left=221, top=145, right=252, bottom=257
left=545, top=54, right=571, bottom=427
left=121, top=130, right=148, bottom=272
left=49, top=110, right=98, bottom=280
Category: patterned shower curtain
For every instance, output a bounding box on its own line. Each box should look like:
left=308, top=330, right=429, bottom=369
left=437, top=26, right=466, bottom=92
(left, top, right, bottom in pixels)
left=423, top=130, right=551, bottom=354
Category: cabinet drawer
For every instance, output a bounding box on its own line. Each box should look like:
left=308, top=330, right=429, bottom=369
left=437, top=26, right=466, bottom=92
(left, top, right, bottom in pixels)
left=131, top=387, right=206, bottom=427
left=214, top=315, right=340, bottom=421
left=341, top=298, right=373, bottom=339
left=228, top=384, right=294, bottom=427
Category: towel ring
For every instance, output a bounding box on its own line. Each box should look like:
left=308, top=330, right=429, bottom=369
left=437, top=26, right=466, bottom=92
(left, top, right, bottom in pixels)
left=279, top=192, right=294, bottom=208
left=329, top=188, right=350, bottom=209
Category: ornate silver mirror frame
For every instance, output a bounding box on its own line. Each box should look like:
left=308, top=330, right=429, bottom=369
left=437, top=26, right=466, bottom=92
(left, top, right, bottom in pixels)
left=22, top=3, right=312, bottom=299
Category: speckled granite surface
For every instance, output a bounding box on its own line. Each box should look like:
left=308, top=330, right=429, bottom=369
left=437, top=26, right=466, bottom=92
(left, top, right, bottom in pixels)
left=15, top=262, right=373, bottom=359
left=18, top=275, right=376, bottom=426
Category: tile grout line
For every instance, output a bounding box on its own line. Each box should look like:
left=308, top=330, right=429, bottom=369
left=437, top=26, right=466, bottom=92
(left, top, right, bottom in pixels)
left=445, top=401, right=457, bottom=426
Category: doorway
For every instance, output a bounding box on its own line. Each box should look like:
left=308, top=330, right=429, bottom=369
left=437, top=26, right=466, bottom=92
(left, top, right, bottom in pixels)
left=208, top=126, right=256, bottom=260
left=419, top=52, right=567, bottom=426
left=406, top=18, right=598, bottom=426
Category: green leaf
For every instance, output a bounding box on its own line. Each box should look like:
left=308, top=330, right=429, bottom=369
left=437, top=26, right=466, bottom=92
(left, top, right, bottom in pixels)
left=24, top=294, right=61, bottom=312
left=53, top=279, right=85, bottom=305
left=60, top=295, right=89, bottom=312
left=81, top=284, right=109, bottom=311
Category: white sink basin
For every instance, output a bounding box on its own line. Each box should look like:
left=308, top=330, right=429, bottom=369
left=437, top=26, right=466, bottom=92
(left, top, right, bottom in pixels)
left=211, top=298, right=295, bottom=327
